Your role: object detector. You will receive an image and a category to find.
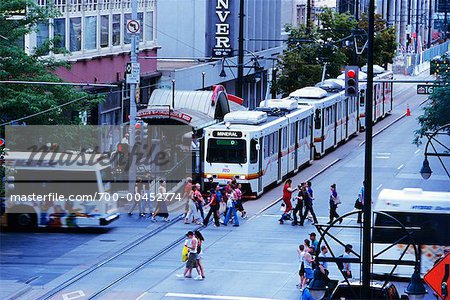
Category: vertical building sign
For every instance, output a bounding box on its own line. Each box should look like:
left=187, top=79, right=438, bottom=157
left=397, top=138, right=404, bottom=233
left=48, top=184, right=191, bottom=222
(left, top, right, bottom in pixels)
left=212, top=0, right=233, bottom=57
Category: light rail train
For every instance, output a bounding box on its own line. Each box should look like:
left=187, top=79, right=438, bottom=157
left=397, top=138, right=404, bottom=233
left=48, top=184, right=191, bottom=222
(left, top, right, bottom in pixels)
left=203, top=68, right=394, bottom=197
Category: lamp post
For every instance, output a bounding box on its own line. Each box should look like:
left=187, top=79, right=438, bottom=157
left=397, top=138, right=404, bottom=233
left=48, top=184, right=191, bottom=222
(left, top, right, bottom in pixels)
left=405, top=269, right=428, bottom=300
left=201, top=72, right=205, bottom=90
left=420, top=156, right=432, bottom=179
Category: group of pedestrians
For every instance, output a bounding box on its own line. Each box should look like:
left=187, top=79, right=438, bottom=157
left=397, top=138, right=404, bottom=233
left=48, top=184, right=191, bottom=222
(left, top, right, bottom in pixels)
left=297, top=232, right=329, bottom=291
left=279, top=179, right=346, bottom=226
left=128, top=178, right=170, bottom=222
left=183, top=178, right=247, bottom=227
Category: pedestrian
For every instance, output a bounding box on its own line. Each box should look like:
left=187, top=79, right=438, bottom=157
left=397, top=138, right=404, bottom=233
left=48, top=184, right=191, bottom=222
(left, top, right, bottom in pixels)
left=302, top=243, right=315, bottom=289
left=152, top=180, right=169, bottom=222
left=356, top=182, right=364, bottom=224
left=292, top=184, right=304, bottom=226
left=195, top=183, right=205, bottom=220
left=318, top=245, right=329, bottom=278
left=305, top=181, right=314, bottom=222
left=234, top=183, right=247, bottom=219
left=140, top=177, right=153, bottom=218
left=297, top=244, right=306, bottom=289
left=183, top=177, right=193, bottom=218
left=203, top=189, right=220, bottom=227
left=299, top=185, right=318, bottom=226
left=342, top=244, right=353, bottom=279
left=185, top=186, right=202, bottom=225
left=223, top=188, right=239, bottom=227
left=121, top=132, right=129, bottom=144
left=309, top=232, right=319, bottom=255
left=177, top=231, right=201, bottom=279
left=194, top=230, right=205, bottom=280
left=328, top=183, right=343, bottom=224
left=128, top=177, right=144, bottom=217
left=279, top=178, right=293, bottom=224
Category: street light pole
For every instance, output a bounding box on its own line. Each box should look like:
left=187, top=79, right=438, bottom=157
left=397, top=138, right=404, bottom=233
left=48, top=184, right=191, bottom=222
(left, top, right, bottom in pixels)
left=363, top=0, right=375, bottom=297
left=128, top=0, right=138, bottom=194
left=236, top=0, right=245, bottom=100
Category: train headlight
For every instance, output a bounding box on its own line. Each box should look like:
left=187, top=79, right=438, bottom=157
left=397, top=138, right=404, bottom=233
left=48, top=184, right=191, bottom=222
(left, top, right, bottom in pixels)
left=206, top=174, right=212, bottom=178
left=239, top=175, right=246, bottom=180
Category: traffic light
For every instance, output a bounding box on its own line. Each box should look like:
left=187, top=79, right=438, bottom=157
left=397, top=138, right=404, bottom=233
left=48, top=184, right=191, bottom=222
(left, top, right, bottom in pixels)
left=345, top=66, right=359, bottom=97
left=135, top=122, right=142, bottom=145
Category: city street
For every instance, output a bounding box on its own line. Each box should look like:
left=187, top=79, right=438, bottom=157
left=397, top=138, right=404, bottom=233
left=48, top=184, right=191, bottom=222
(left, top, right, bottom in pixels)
left=1, top=72, right=447, bottom=300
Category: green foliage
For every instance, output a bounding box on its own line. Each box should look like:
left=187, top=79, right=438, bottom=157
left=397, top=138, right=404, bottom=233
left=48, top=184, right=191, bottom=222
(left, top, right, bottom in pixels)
left=414, top=71, right=450, bottom=144
left=0, top=0, right=103, bottom=126
left=273, top=10, right=398, bottom=96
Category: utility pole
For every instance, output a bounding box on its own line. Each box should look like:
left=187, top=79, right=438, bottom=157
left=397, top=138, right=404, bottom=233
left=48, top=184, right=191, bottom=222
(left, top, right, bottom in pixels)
left=415, top=0, right=421, bottom=53
left=362, top=0, right=374, bottom=298
left=236, top=0, right=245, bottom=100
left=128, top=0, right=138, bottom=194
left=427, top=0, right=432, bottom=48
left=306, top=0, right=312, bottom=31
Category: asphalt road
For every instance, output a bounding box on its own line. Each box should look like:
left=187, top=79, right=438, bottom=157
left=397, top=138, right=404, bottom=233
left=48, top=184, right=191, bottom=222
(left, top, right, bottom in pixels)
left=1, top=71, right=448, bottom=300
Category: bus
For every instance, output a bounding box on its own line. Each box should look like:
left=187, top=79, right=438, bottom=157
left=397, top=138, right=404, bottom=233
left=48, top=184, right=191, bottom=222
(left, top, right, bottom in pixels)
left=1, top=151, right=120, bottom=228
left=373, top=188, right=450, bottom=275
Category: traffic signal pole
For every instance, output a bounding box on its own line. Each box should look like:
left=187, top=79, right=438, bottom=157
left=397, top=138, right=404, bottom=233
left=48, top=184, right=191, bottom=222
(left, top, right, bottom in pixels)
left=128, top=0, right=138, bottom=194
left=362, top=0, right=375, bottom=297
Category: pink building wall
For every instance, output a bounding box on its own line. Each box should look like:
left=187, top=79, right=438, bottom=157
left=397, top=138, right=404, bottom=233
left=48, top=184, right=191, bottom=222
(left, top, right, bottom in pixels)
left=55, top=49, right=158, bottom=84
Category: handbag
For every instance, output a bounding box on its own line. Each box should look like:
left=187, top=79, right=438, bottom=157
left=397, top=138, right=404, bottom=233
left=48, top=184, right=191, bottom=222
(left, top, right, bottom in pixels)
left=354, top=199, right=363, bottom=209
left=181, top=245, right=189, bottom=262
left=333, top=195, right=341, bottom=205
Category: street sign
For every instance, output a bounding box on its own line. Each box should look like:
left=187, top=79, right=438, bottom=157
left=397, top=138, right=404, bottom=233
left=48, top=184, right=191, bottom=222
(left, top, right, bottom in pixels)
left=126, top=20, right=140, bottom=34
left=126, top=62, right=140, bottom=84
left=417, top=84, right=435, bottom=95
left=424, top=253, right=449, bottom=300
left=0, top=138, right=4, bottom=147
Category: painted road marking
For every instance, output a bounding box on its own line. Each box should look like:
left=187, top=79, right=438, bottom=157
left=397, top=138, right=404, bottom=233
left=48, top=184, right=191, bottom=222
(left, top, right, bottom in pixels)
left=376, top=184, right=383, bottom=190
left=375, top=156, right=390, bottom=159
left=136, top=292, right=150, bottom=300
left=376, top=152, right=391, bottom=156
left=415, top=148, right=421, bottom=154
left=397, top=164, right=404, bottom=170
left=165, top=292, right=277, bottom=300
left=62, top=290, right=85, bottom=300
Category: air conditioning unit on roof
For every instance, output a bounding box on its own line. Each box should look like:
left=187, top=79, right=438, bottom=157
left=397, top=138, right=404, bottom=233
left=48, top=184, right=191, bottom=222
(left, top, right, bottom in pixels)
left=259, top=98, right=298, bottom=111
left=224, top=111, right=267, bottom=125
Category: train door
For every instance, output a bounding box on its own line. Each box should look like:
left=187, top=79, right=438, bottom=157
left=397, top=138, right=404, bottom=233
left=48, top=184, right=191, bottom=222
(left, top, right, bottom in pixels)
left=344, top=97, right=349, bottom=140
left=382, top=82, right=386, bottom=117
left=293, top=122, right=298, bottom=170
left=333, top=103, right=338, bottom=147
left=258, top=137, right=263, bottom=194
left=278, top=128, right=282, bottom=183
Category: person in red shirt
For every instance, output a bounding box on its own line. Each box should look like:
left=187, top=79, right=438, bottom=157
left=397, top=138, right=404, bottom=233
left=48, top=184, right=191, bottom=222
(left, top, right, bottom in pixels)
left=279, top=178, right=293, bottom=224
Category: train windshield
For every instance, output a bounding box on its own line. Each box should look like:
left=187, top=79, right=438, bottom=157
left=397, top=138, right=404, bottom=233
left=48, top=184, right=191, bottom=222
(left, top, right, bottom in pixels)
left=206, top=139, right=247, bottom=164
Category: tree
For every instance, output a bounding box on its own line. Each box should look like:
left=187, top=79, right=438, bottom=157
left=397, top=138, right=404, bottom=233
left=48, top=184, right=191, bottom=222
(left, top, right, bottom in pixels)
left=358, top=14, right=398, bottom=68
left=0, top=0, right=102, bottom=127
left=272, top=21, right=348, bottom=96
left=414, top=65, right=450, bottom=144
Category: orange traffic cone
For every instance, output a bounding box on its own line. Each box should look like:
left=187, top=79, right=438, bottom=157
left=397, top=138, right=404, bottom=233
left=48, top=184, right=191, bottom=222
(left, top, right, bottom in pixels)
left=406, top=104, right=411, bottom=116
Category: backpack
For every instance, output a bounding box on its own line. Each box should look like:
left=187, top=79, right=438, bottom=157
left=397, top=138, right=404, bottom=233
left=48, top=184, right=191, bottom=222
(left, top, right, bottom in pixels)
left=336, top=254, right=344, bottom=272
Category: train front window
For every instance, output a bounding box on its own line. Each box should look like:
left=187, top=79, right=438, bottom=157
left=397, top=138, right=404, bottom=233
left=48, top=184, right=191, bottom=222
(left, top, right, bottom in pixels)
left=206, top=139, right=247, bottom=164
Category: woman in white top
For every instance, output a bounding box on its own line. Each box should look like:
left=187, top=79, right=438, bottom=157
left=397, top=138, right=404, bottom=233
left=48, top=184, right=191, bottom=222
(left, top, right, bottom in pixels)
left=297, top=244, right=306, bottom=289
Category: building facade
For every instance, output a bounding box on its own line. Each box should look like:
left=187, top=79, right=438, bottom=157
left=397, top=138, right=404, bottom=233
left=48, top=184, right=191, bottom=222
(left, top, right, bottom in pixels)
left=29, top=0, right=160, bottom=125
left=157, top=0, right=283, bottom=109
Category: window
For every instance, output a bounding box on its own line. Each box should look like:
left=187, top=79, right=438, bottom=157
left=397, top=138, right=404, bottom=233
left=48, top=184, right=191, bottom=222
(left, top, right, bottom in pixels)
left=100, top=15, right=109, bottom=47
left=36, top=21, right=49, bottom=50
left=206, top=139, right=247, bottom=164
left=314, top=109, right=321, bottom=130
left=124, top=13, right=131, bottom=44
left=54, top=18, right=66, bottom=49
left=84, top=16, right=97, bottom=50
left=112, top=14, right=120, bottom=46
left=274, top=131, right=279, bottom=155
left=290, top=123, right=296, bottom=146
left=264, top=136, right=269, bottom=159
left=145, top=11, right=154, bottom=41
left=250, top=139, right=258, bottom=164
left=282, top=127, right=287, bottom=149
left=69, top=17, right=82, bottom=51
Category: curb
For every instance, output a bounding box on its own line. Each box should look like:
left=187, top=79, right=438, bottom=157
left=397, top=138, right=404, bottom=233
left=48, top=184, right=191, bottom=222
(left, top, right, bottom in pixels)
left=2, top=284, right=32, bottom=300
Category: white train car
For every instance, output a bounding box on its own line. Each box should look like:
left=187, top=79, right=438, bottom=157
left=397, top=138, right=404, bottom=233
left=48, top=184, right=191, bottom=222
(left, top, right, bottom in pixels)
left=203, top=99, right=313, bottom=197
left=289, top=84, right=357, bottom=158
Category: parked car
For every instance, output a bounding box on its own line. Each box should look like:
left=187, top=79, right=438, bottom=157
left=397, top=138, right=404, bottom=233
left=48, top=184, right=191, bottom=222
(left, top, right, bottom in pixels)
left=325, top=281, right=401, bottom=300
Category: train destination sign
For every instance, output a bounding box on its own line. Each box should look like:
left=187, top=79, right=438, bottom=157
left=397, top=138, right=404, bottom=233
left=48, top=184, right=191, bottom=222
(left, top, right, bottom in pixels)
left=213, top=131, right=242, bottom=138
